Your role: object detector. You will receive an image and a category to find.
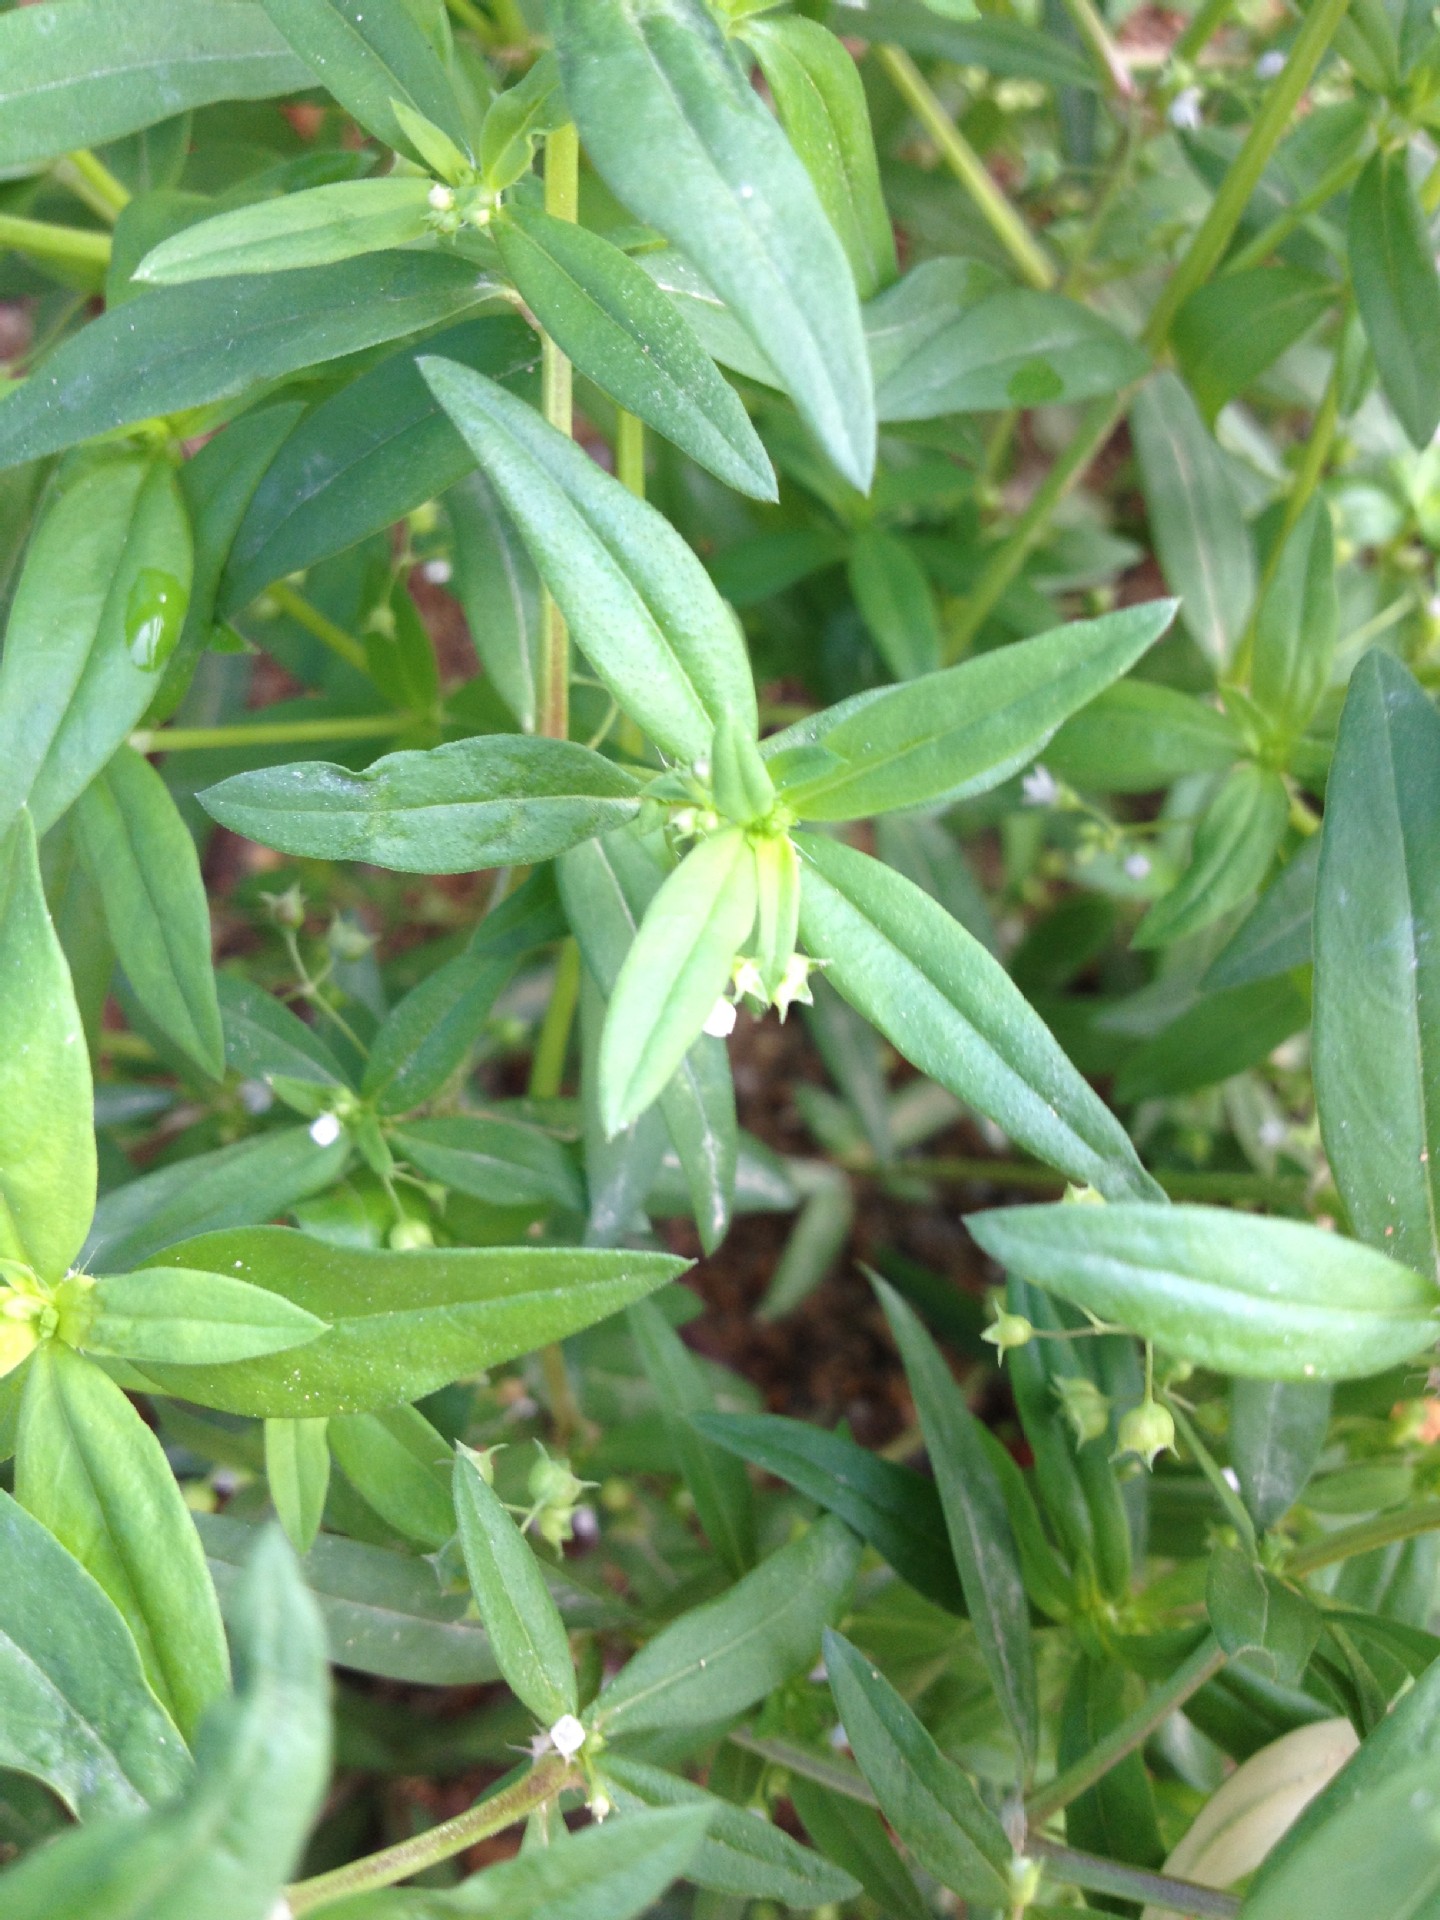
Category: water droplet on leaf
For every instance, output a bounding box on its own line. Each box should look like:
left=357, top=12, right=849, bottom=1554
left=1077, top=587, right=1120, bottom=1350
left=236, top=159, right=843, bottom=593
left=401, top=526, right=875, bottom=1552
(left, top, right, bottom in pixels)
left=125, top=567, right=188, bottom=672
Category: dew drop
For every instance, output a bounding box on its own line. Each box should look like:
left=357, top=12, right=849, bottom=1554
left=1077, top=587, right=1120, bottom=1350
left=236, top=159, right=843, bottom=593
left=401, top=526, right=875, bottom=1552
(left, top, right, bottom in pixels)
left=125, top=567, right=189, bottom=672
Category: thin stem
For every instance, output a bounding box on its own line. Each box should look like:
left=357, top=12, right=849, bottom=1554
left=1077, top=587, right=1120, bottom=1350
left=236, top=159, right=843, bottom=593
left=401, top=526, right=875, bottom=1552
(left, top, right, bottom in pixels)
left=529, top=939, right=581, bottom=1099
left=288, top=1757, right=574, bottom=1913
left=1224, top=145, right=1367, bottom=274
left=874, top=45, right=1055, bottom=291
left=890, top=1154, right=1326, bottom=1210
left=1167, top=1397, right=1259, bottom=1556
left=267, top=582, right=372, bottom=677
left=1030, top=1838, right=1240, bottom=1917
left=1025, top=1634, right=1226, bottom=1824
left=1174, top=0, right=1241, bottom=63
left=945, top=392, right=1125, bottom=656
left=1289, top=1499, right=1440, bottom=1576
left=1143, top=0, right=1355, bottom=352
left=0, top=214, right=111, bottom=273
left=537, top=121, right=579, bottom=743
left=55, top=149, right=131, bottom=221
left=446, top=0, right=496, bottom=38
left=1057, top=0, right=1135, bottom=99
left=131, top=713, right=411, bottom=755
left=616, top=410, right=646, bottom=497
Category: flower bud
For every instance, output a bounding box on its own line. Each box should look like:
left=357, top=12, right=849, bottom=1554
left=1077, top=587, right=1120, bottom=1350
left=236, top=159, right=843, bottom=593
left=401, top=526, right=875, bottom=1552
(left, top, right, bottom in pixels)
left=1055, top=1374, right=1112, bottom=1447
left=982, top=1310, right=1035, bottom=1357
left=529, top=1446, right=587, bottom=1511
left=261, top=884, right=306, bottom=929
left=1115, top=1398, right=1175, bottom=1470
left=388, top=1216, right=434, bottom=1251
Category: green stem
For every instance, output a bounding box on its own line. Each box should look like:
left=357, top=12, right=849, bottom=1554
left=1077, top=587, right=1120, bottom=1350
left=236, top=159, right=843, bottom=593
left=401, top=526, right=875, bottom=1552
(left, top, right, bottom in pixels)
left=1224, top=145, right=1367, bottom=275
left=887, top=1154, right=1318, bottom=1208
left=874, top=44, right=1055, bottom=291
left=616, top=410, right=646, bottom=498
left=1167, top=1398, right=1259, bottom=1555
left=287, top=1757, right=574, bottom=1913
left=446, top=0, right=497, bottom=38
left=529, top=939, right=581, bottom=1099
left=54, top=149, right=131, bottom=222
left=1025, top=1635, right=1226, bottom=1824
left=1057, top=0, right=1135, bottom=99
left=131, top=713, right=411, bottom=755
left=1030, top=1838, right=1241, bottom=1917
left=1289, top=1499, right=1440, bottom=1576
left=0, top=213, right=111, bottom=273
left=1174, top=0, right=1241, bottom=62
left=1142, top=0, right=1355, bottom=352
left=538, top=121, right=579, bottom=745
left=267, top=582, right=372, bottom=677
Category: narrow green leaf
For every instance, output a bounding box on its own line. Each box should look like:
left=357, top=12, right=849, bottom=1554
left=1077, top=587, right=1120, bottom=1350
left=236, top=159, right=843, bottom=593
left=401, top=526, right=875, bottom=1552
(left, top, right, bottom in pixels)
left=1131, top=370, right=1255, bottom=666
left=590, top=1514, right=860, bottom=1737
left=494, top=208, right=775, bottom=500
left=694, top=1410, right=965, bottom=1613
left=601, top=1753, right=860, bottom=1906
left=0, top=253, right=495, bottom=474
left=873, top=288, right=1146, bottom=420
left=0, top=453, right=193, bottom=834
left=1046, top=679, right=1245, bottom=793
left=83, top=1126, right=352, bottom=1274
left=83, top=1266, right=328, bottom=1366
left=0, top=1487, right=190, bottom=1820
left=1206, top=835, right=1319, bottom=991
left=866, top=255, right=1005, bottom=411
left=453, top=1448, right=576, bottom=1725
left=766, top=600, right=1175, bottom=820
left=478, top=51, right=568, bottom=191
left=265, top=1416, right=330, bottom=1556
left=847, top=527, right=941, bottom=680
left=822, top=1629, right=1012, bottom=1904
left=419, top=358, right=757, bottom=762
left=136, top=1227, right=685, bottom=1415
left=1207, top=1545, right=1322, bottom=1686
left=394, top=1115, right=582, bottom=1212
left=1058, top=1656, right=1164, bottom=1882
left=258, top=0, right=471, bottom=158
left=629, top=1298, right=756, bottom=1575
left=966, top=1202, right=1440, bottom=1381
left=202, top=735, right=644, bottom=872
left=0, top=1, right=312, bottom=172
left=1251, top=498, right=1338, bottom=744
left=330, top=1404, right=455, bottom=1549
left=1173, top=267, right=1334, bottom=421
left=73, top=746, right=223, bottom=1079
left=0, top=1526, right=329, bottom=1920
left=788, top=1775, right=934, bottom=1920
left=221, top=317, right=538, bottom=614
left=1230, top=1378, right=1332, bottom=1534
left=838, top=0, right=1097, bottom=90
left=135, top=179, right=434, bottom=285
left=1113, top=976, right=1309, bottom=1102
left=218, top=975, right=350, bottom=1091
left=876, top=1279, right=1038, bottom=1770
left=446, top=466, right=541, bottom=732
left=0, top=813, right=95, bottom=1282
left=550, top=0, right=875, bottom=489
left=1314, top=652, right=1440, bottom=1282
left=1350, top=148, right=1440, bottom=448
left=743, top=15, right=898, bottom=300
left=16, top=1344, right=230, bottom=1741
left=599, top=828, right=757, bottom=1135
left=795, top=834, right=1161, bottom=1199
left=1134, top=763, right=1289, bottom=948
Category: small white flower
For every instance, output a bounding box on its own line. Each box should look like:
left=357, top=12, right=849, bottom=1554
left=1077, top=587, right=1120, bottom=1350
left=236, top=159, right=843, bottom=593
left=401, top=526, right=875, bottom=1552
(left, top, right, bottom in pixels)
left=549, top=1713, right=587, bottom=1759
left=427, top=183, right=456, bottom=212
left=1258, top=1116, right=1289, bottom=1149
left=731, top=956, right=766, bottom=1002
left=309, top=1112, right=343, bottom=1148
left=239, top=1079, right=274, bottom=1116
left=1123, top=851, right=1152, bottom=880
left=1255, top=48, right=1286, bottom=78
left=422, top=558, right=453, bottom=585
left=1169, top=85, right=1204, bottom=130
left=703, top=997, right=738, bottom=1038
left=1021, top=764, right=1060, bottom=808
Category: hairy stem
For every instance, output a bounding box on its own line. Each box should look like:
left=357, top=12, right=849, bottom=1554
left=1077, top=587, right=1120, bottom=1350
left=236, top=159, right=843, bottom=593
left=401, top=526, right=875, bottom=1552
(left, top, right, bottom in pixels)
left=874, top=45, right=1055, bottom=290
left=287, top=1757, right=574, bottom=1913
left=538, top=120, right=579, bottom=745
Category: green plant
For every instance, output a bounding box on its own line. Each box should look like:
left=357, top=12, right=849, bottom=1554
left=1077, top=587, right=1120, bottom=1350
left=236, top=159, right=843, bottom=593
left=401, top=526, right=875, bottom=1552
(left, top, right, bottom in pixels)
left=1, top=0, right=1440, bottom=1914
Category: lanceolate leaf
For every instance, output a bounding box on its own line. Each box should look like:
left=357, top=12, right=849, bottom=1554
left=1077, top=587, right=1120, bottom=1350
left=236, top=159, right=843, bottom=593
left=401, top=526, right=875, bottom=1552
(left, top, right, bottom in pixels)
left=0, top=452, right=194, bottom=834
left=201, top=736, right=645, bottom=872
left=1314, top=653, right=1440, bottom=1283
left=493, top=208, right=776, bottom=500
left=1173, top=266, right=1335, bottom=422
left=16, top=1345, right=231, bottom=1742
left=258, top=0, right=471, bottom=160
left=453, top=1449, right=577, bottom=1725
left=765, top=600, right=1176, bottom=819
left=1349, top=147, right=1440, bottom=450
left=550, top=0, right=876, bottom=490
left=876, top=1280, right=1037, bottom=1770
left=133, top=179, right=435, bottom=285
left=393, top=1116, right=583, bottom=1212
left=82, top=1266, right=328, bottom=1368
left=1206, top=836, right=1320, bottom=991
left=0, top=1, right=312, bottom=172
left=1134, top=763, right=1289, bottom=949
left=136, top=1227, right=685, bottom=1415
left=966, top=1203, right=1440, bottom=1381
left=0, top=812, right=96, bottom=1283
left=0, top=254, right=497, bottom=474
left=0, top=1488, right=190, bottom=1820
left=1230, top=1378, right=1332, bottom=1533
left=823, top=1630, right=1012, bottom=1905
left=0, top=1527, right=329, bottom=1920
left=73, top=747, right=224, bottom=1080
left=589, top=1514, right=860, bottom=1737
left=420, top=359, right=757, bottom=763
left=795, top=834, right=1162, bottom=1200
